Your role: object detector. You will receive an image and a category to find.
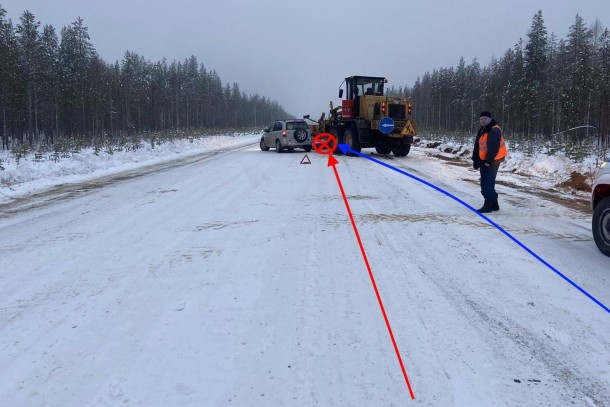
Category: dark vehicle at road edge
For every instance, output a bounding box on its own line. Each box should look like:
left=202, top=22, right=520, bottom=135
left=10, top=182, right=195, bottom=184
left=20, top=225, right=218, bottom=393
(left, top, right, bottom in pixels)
left=592, top=160, right=610, bottom=256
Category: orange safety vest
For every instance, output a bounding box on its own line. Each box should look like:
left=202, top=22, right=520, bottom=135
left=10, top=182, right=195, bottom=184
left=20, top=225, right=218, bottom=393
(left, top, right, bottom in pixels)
left=479, top=125, right=507, bottom=161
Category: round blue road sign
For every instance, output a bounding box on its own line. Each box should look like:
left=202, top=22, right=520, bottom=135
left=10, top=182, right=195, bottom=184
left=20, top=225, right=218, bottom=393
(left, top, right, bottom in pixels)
left=379, top=117, right=394, bottom=134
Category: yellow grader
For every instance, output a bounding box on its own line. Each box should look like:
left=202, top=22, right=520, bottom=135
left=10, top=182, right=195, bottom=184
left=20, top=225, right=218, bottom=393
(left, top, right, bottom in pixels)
left=315, top=75, right=416, bottom=156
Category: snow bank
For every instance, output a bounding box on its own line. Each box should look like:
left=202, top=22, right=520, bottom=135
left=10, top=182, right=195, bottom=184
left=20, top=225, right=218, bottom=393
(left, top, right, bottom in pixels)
left=0, top=132, right=260, bottom=204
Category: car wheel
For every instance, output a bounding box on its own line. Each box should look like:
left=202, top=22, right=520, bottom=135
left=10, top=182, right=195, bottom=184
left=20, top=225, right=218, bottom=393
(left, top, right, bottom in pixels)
left=275, top=139, right=282, bottom=153
left=304, top=146, right=312, bottom=152
left=260, top=138, right=269, bottom=151
left=593, top=196, right=610, bottom=257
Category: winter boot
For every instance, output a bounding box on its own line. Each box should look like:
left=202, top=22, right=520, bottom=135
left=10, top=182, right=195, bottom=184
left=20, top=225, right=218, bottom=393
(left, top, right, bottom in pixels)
left=477, top=199, right=494, bottom=214
left=492, top=197, right=500, bottom=211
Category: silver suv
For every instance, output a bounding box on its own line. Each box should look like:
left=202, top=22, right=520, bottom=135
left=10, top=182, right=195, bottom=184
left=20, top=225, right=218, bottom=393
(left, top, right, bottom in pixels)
left=592, top=159, right=610, bottom=256
left=260, top=120, right=312, bottom=153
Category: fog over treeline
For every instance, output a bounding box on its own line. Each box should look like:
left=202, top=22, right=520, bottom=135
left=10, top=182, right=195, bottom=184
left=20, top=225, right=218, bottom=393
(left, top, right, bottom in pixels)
left=0, top=6, right=290, bottom=150
left=388, top=11, right=610, bottom=148
left=2, top=7, right=609, bottom=153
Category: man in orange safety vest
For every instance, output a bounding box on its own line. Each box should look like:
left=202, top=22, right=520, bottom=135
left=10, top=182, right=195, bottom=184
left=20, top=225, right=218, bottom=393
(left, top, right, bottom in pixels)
left=472, top=111, right=507, bottom=213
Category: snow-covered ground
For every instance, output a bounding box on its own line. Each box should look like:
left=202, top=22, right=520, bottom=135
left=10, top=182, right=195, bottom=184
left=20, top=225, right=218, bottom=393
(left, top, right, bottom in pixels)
left=1, top=132, right=609, bottom=406
left=0, top=133, right=260, bottom=205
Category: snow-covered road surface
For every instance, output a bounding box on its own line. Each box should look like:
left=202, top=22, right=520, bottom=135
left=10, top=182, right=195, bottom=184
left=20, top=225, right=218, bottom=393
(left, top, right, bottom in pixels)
left=1, top=141, right=609, bottom=406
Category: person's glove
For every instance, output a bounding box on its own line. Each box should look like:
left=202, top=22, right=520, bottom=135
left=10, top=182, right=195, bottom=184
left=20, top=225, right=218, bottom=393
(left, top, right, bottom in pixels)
left=473, top=161, right=480, bottom=170
left=483, top=161, right=491, bottom=167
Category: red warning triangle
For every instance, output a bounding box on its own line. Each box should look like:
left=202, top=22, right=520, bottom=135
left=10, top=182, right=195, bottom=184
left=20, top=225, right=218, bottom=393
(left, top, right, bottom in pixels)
left=300, top=154, right=311, bottom=164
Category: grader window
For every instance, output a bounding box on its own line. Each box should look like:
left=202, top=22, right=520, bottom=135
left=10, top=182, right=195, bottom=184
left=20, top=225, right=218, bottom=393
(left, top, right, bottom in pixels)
left=347, top=77, right=385, bottom=99
left=355, top=78, right=384, bottom=97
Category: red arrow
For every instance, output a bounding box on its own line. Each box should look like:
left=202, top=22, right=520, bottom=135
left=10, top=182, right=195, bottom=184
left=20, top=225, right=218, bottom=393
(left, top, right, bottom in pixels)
left=328, top=155, right=415, bottom=400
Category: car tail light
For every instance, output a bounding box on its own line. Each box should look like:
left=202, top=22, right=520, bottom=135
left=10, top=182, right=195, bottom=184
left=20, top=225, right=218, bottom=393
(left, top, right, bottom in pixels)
left=381, top=101, right=386, bottom=115
left=282, top=130, right=287, bottom=137
left=407, top=100, right=412, bottom=115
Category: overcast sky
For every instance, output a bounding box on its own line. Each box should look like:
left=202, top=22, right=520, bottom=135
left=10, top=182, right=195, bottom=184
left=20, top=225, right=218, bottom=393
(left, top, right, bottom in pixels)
left=2, top=0, right=609, bottom=119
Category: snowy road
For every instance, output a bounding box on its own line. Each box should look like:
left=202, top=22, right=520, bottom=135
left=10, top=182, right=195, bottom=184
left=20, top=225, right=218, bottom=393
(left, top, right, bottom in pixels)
left=1, top=142, right=609, bottom=406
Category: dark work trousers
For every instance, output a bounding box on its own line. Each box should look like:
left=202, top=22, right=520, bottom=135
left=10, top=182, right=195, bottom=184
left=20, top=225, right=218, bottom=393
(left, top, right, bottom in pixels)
left=479, top=162, right=501, bottom=200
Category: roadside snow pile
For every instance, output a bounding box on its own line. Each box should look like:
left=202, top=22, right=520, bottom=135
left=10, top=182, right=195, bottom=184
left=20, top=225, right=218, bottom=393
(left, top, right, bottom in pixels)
left=0, top=132, right=259, bottom=203
left=503, top=152, right=599, bottom=182
left=415, top=137, right=601, bottom=191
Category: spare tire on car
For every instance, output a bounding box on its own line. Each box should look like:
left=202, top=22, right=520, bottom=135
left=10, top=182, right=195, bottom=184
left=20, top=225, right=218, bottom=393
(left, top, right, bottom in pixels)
left=294, top=129, right=308, bottom=143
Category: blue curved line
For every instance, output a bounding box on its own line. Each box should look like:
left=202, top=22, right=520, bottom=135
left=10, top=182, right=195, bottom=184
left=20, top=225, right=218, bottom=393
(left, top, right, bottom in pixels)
left=342, top=146, right=610, bottom=315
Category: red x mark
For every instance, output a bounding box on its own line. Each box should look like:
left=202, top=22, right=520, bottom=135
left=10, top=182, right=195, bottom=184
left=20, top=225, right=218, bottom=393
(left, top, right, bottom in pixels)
left=312, top=133, right=337, bottom=155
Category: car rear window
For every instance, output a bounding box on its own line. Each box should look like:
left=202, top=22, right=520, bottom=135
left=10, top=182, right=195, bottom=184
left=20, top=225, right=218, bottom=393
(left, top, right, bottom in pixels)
left=286, top=121, right=308, bottom=130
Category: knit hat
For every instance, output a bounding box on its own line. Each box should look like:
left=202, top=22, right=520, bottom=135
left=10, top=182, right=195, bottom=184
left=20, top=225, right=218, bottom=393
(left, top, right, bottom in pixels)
left=479, top=111, right=492, bottom=118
